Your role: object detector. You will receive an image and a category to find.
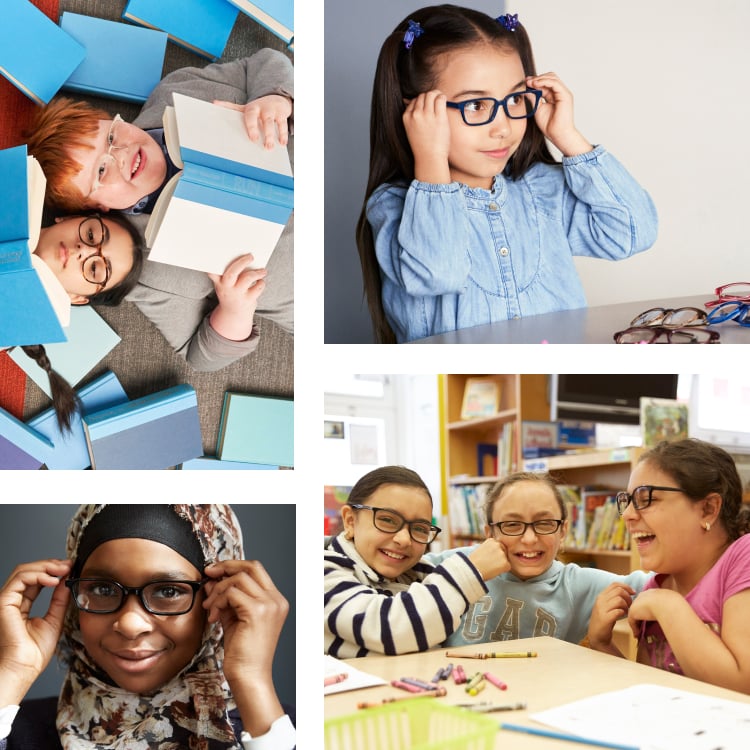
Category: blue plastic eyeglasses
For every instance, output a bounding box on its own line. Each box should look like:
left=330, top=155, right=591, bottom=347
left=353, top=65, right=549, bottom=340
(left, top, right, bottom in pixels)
left=446, top=88, right=543, bottom=126
left=705, top=300, right=750, bottom=327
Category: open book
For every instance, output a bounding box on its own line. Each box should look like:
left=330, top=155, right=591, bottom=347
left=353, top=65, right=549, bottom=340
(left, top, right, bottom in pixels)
left=146, top=93, right=293, bottom=276
left=0, top=145, right=70, bottom=348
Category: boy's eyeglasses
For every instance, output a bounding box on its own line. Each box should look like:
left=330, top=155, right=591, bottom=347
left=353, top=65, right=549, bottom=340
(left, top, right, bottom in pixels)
left=487, top=519, right=563, bottom=536
left=615, top=485, right=684, bottom=515
left=65, top=578, right=207, bottom=615
left=613, top=326, right=720, bottom=344
left=446, top=88, right=543, bottom=126
left=78, top=215, right=112, bottom=290
left=90, top=114, right=127, bottom=195
left=348, top=504, right=441, bottom=544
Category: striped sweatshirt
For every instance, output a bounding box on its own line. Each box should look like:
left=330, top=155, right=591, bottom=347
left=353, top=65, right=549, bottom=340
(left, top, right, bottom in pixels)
left=324, top=534, right=487, bottom=658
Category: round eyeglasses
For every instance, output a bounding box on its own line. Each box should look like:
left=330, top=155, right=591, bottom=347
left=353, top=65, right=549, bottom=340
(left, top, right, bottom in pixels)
left=348, top=504, right=441, bottom=544
left=446, top=88, right=543, bottom=126
left=628, top=307, right=707, bottom=328
left=488, top=519, right=563, bottom=536
left=613, top=326, right=720, bottom=344
left=77, top=215, right=112, bottom=289
left=90, top=114, right=127, bottom=195
left=615, top=485, right=684, bottom=515
left=65, top=578, right=207, bottom=615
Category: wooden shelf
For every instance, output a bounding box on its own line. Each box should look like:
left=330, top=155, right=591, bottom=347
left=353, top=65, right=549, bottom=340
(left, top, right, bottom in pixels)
left=447, top=408, right=518, bottom=431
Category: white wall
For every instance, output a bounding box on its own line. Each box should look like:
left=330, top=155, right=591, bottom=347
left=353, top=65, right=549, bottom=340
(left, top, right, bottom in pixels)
left=507, top=0, right=750, bottom=306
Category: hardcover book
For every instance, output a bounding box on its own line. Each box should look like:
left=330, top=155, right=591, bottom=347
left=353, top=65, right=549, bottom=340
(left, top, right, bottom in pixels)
left=0, top=406, right=54, bottom=470
left=9, top=305, right=120, bottom=397
left=0, top=145, right=70, bottom=348
left=0, top=0, right=85, bottom=104
left=82, top=383, right=202, bottom=469
left=640, top=397, right=689, bottom=448
left=180, top=456, right=279, bottom=470
left=122, top=0, right=238, bottom=61
left=225, top=0, right=293, bottom=43
left=216, top=392, right=293, bottom=467
left=26, top=370, right=129, bottom=470
left=60, top=12, right=167, bottom=103
left=460, top=377, right=500, bottom=419
left=146, top=93, right=293, bottom=275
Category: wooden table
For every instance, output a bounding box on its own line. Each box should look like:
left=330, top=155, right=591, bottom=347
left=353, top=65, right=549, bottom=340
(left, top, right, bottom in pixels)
left=325, top=637, right=750, bottom=748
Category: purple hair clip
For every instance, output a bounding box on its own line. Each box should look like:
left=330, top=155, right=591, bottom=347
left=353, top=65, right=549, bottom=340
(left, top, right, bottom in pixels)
left=497, top=13, right=519, bottom=32
left=403, top=19, right=424, bottom=49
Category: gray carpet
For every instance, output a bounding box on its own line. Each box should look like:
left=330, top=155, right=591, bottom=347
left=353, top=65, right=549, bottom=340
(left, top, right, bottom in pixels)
left=22, top=0, right=294, bottom=459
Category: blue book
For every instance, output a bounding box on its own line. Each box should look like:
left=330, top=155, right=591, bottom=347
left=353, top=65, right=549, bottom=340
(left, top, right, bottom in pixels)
left=216, top=392, right=293, bottom=467
left=181, top=456, right=279, bottom=470
left=60, top=12, right=167, bottom=103
left=9, top=305, right=121, bottom=397
left=26, top=371, right=129, bottom=470
left=0, top=406, right=54, bottom=470
left=0, top=0, right=85, bottom=104
left=146, top=93, right=293, bottom=275
left=122, top=0, right=238, bottom=61
left=225, top=0, right=293, bottom=44
left=82, top=384, right=202, bottom=469
left=0, top=146, right=70, bottom=348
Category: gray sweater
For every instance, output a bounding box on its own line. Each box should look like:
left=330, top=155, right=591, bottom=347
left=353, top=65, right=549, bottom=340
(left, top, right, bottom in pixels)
left=125, top=49, right=294, bottom=372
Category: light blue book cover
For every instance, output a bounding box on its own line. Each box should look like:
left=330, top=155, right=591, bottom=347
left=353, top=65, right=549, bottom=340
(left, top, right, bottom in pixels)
left=9, top=306, right=121, bottom=396
left=216, top=392, right=293, bottom=467
left=0, top=0, right=85, bottom=104
left=0, top=406, right=54, bottom=470
left=122, top=0, right=238, bottom=61
left=181, top=456, right=278, bottom=470
left=225, top=0, right=292, bottom=43
left=0, top=146, right=68, bottom=347
left=26, top=370, right=128, bottom=470
left=83, top=383, right=202, bottom=469
left=60, top=12, right=167, bottom=103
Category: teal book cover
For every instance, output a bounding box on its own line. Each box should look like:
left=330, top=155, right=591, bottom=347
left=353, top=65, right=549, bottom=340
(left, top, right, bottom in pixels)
left=0, top=406, right=54, bottom=470
left=225, top=0, right=293, bottom=43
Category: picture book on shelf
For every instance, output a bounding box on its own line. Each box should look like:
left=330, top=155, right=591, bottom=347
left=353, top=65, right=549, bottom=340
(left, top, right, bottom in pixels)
left=9, top=306, right=120, bottom=397
left=0, top=406, right=54, bottom=470
left=225, top=0, right=293, bottom=43
left=216, top=392, right=293, bottom=467
left=60, top=12, right=167, bottom=103
left=460, top=377, right=500, bottom=420
left=640, top=397, right=689, bottom=448
left=0, top=0, right=85, bottom=104
left=122, top=0, right=238, bottom=61
left=145, top=93, right=293, bottom=276
left=0, top=146, right=70, bottom=348
left=82, top=383, right=202, bottom=470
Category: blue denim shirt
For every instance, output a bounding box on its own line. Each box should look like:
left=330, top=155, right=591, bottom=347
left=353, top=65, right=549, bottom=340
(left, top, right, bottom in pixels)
left=367, top=146, right=658, bottom=342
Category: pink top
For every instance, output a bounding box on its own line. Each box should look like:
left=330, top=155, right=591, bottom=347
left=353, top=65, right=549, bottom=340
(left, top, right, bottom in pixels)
left=639, top=534, right=750, bottom=673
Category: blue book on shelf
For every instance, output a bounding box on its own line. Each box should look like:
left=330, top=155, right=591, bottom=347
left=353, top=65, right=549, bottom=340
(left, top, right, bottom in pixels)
left=82, top=383, right=202, bottom=469
left=146, top=93, right=293, bottom=275
left=60, top=12, right=167, bottom=103
left=26, top=370, right=129, bottom=470
left=181, top=456, right=279, bottom=470
left=225, top=0, right=293, bottom=44
left=9, top=305, right=121, bottom=397
left=0, top=407, right=54, bottom=470
left=0, top=0, right=85, bottom=104
left=122, top=0, right=238, bottom=61
left=0, top=146, right=70, bottom=348
left=216, top=392, right=293, bottom=467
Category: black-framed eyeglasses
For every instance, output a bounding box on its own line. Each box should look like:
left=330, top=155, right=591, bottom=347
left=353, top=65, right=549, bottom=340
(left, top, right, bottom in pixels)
left=615, top=485, right=684, bottom=515
left=65, top=578, right=207, bottom=615
left=446, top=88, right=542, bottom=126
left=488, top=519, right=563, bottom=536
left=628, top=307, right=707, bottom=329
left=349, top=504, right=441, bottom=544
left=78, top=215, right=112, bottom=290
left=613, top=326, right=720, bottom=344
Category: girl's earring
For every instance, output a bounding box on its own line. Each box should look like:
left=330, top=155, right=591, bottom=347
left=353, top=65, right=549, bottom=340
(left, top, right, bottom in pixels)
left=703, top=522, right=711, bottom=532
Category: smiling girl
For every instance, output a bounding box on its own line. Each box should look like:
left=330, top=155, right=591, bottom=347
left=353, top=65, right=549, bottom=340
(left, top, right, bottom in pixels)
left=356, top=6, right=657, bottom=343
left=588, top=440, right=750, bottom=693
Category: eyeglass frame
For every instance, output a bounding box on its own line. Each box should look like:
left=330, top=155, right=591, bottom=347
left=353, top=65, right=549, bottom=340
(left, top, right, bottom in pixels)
left=348, top=503, right=441, bottom=544
left=445, top=88, right=543, bottom=126
left=65, top=577, right=208, bottom=615
left=705, top=300, right=750, bottom=326
left=77, top=214, right=112, bottom=290
left=713, top=282, right=750, bottom=301
left=89, top=113, right=126, bottom=196
left=487, top=519, right=564, bottom=536
left=615, top=485, right=684, bottom=515
left=628, top=307, right=707, bottom=329
left=613, top=326, right=720, bottom=344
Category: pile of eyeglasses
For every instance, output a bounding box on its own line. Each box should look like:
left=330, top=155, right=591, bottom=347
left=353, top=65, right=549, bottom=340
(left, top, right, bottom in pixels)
left=704, top=282, right=750, bottom=326
left=613, top=306, right=719, bottom=344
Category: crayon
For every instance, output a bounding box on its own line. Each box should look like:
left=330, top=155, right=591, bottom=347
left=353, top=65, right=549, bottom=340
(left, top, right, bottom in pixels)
left=430, top=667, right=445, bottom=683
left=453, top=665, right=467, bottom=684
left=390, top=679, right=426, bottom=693
left=453, top=702, right=527, bottom=713
left=400, top=677, right=438, bottom=691
left=441, top=664, right=454, bottom=679
left=358, top=687, right=446, bottom=708
left=467, top=680, right=486, bottom=696
left=445, top=651, right=538, bottom=659
left=324, top=673, right=348, bottom=687
left=483, top=672, right=508, bottom=690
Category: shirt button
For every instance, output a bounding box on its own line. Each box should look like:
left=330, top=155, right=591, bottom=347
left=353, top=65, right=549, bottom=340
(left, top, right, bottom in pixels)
left=500, top=247, right=509, bottom=256
left=488, top=202, right=498, bottom=210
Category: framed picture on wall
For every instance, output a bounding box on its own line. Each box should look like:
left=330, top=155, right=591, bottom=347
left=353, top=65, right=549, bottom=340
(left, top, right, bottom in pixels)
left=324, top=420, right=345, bottom=439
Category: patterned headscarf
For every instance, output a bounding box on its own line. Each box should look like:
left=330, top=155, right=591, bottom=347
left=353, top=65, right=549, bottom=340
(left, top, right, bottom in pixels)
left=56, top=504, right=244, bottom=750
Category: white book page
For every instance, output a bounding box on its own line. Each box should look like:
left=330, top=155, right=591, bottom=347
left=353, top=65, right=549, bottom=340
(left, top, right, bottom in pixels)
left=324, top=654, right=387, bottom=696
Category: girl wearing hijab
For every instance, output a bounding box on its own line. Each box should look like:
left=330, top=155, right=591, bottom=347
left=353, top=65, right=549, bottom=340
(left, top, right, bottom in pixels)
left=0, top=504, right=294, bottom=749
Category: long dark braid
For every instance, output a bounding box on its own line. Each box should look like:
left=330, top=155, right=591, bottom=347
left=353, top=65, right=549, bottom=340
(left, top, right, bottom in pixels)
left=20, top=345, right=80, bottom=432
